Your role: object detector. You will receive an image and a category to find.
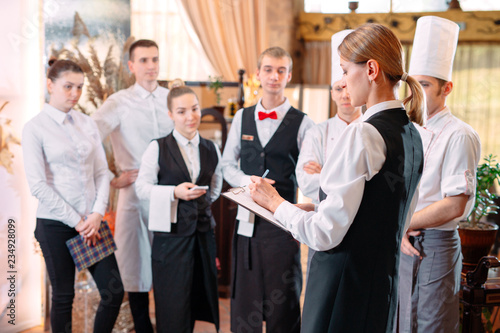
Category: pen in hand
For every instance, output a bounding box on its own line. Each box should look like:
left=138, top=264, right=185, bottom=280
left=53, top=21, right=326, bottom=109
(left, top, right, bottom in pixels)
left=236, top=169, right=271, bottom=193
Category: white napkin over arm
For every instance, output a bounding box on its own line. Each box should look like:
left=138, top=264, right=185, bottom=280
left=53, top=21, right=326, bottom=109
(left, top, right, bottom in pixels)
left=136, top=140, right=178, bottom=232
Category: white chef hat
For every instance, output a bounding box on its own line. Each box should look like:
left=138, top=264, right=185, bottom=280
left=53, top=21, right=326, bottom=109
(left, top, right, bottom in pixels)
left=409, top=16, right=459, bottom=81
left=331, top=29, right=354, bottom=87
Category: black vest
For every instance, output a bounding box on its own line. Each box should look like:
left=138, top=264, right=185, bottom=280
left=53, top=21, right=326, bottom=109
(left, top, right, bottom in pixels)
left=304, top=108, right=423, bottom=333
left=156, top=133, right=218, bottom=236
left=240, top=105, right=305, bottom=203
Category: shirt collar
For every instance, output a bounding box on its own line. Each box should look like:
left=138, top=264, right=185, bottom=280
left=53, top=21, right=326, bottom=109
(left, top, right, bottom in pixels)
left=362, top=100, right=404, bottom=121
left=254, top=97, right=291, bottom=121
left=133, top=82, right=163, bottom=99
left=425, top=106, right=451, bottom=130
left=173, top=129, right=200, bottom=147
left=43, top=103, right=73, bottom=125
left=335, top=113, right=362, bottom=126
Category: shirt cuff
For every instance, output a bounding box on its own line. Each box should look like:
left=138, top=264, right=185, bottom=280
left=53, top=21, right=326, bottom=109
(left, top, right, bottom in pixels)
left=67, top=211, right=82, bottom=228
left=274, top=201, right=298, bottom=229
left=240, top=175, right=252, bottom=187
left=107, top=169, right=116, bottom=182
left=442, top=170, right=475, bottom=197
left=91, top=201, right=107, bottom=217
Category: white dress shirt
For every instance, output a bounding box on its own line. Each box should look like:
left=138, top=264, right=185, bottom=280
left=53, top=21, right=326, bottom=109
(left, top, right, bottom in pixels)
left=415, top=107, right=481, bottom=230
left=296, top=114, right=362, bottom=201
left=92, top=82, right=174, bottom=173
left=22, top=103, right=109, bottom=227
left=274, top=100, right=419, bottom=251
left=221, top=98, right=315, bottom=236
left=135, top=130, right=223, bottom=232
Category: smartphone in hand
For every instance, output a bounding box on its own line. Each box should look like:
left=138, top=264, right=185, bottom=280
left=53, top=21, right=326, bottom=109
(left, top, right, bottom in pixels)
left=190, top=185, right=209, bottom=191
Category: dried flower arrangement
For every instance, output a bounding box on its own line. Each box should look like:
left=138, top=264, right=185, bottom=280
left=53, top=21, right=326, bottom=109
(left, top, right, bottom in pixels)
left=49, top=12, right=135, bottom=115
left=0, top=101, right=21, bottom=174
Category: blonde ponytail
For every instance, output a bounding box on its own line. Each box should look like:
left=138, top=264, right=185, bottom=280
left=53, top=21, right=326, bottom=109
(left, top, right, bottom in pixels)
left=402, top=75, right=425, bottom=126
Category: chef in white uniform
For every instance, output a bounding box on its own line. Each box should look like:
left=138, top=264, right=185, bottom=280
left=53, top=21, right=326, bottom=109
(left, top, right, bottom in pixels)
left=398, top=16, right=481, bottom=333
left=296, top=29, right=362, bottom=274
left=92, top=39, right=174, bottom=333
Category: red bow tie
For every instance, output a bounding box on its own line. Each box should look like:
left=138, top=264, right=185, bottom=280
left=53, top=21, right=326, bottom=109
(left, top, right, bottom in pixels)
left=258, top=111, right=278, bottom=120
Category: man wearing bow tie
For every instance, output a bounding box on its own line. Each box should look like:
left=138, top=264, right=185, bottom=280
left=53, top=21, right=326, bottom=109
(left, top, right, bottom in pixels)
left=222, top=46, right=314, bottom=333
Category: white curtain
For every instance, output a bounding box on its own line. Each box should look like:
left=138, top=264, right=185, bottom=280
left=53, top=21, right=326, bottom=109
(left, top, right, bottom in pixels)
left=178, top=0, right=268, bottom=81
left=130, top=0, right=217, bottom=81
left=449, top=44, right=500, bottom=158
left=0, top=0, right=43, bottom=331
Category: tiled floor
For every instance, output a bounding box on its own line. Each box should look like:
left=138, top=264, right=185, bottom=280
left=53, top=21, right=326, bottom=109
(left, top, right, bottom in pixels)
left=21, top=244, right=309, bottom=333
left=22, top=296, right=230, bottom=333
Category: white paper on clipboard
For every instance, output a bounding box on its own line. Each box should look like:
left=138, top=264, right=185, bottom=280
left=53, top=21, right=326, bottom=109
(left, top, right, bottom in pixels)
left=222, top=189, right=289, bottom=232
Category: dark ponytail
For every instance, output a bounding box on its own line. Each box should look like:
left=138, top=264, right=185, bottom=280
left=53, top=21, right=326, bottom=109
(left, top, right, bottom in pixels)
left=47, top=59, right=83, bottom=82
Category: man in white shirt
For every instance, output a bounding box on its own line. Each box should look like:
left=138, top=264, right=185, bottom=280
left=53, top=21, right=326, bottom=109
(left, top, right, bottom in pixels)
left=398, top=17, right=481, bottom=333
left=222, top=47, right=314, bottom=333
left=92, top=39, right=174, bottom=333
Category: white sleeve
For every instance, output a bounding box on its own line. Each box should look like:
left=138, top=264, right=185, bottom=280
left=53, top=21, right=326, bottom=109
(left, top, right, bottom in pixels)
left=274, top=123, right=386, bottom=251
left=91, top=97, right=121, bottom=140
left=296, top=125, right=323, bottom=200
left=441, top=132, right=481, bottom=198
left=22, top=122, right=81, bottom=227
left=136, top=140, right=177, bottom=232
left=441, top=131, right=481, bottom=219
left=209, top=142, right=223, bottom=203
left=221, top=109, right=252, bottom=187
left=92, top=97, right=122, bottom=181
left=297, top=114, right=316, bottom=150
left=90, top=120, right=110, bottom=216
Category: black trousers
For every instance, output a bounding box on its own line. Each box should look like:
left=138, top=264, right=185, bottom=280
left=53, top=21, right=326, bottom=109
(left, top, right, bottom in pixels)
left=35, top=218, right=124, bottom=333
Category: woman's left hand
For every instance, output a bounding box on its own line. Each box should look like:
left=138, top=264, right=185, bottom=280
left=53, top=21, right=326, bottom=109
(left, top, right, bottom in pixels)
left=248, top=176, right=285, bottom=213
left=76, top=212, right=103, bottom=238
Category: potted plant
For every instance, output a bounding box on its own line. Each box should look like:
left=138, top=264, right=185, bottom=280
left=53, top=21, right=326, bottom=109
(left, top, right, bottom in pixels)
left=208, top=75, right=224, bottom=106
left=459, top=154, right=500, bottom=270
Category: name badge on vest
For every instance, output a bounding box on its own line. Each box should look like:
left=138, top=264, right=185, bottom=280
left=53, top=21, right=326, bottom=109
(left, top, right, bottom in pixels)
left=242, top=134, right=254, bottom=141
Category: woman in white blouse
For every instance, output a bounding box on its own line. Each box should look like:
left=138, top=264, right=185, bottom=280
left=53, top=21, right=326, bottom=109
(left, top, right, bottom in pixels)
left=249, top=24, right=425, bottom=332
left=22, top=59, right=123, bottom=333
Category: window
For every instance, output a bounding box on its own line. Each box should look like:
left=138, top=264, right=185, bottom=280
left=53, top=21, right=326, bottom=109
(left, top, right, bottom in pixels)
left=304, top=0, right=500, bottom=13
left=131, top=0, right=217, bottom=81
left=305, top=0, right=390, bottom=14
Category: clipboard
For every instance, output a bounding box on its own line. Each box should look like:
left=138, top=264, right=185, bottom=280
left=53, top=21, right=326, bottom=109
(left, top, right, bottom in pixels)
left=222, top=187, right=289, bottom=232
